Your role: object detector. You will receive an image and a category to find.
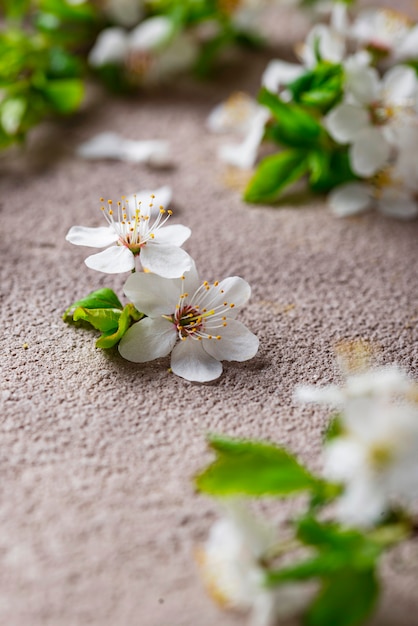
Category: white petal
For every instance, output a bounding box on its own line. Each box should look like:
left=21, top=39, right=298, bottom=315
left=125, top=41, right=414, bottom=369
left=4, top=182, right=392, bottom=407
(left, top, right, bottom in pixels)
left=124, top=185, right=172, bottom=216
left=65, top=225, right=118, bottom=248
left=395, top=26, right=418, bottom=61
left=383, top=65, right=418, bottom=105
left=200, top=276, right=251, bottom=313
left=326, top=104, right=369, bottom=144
left=121, top=139, right=172, bottom=166
left=171, top=339, right=223, bottom=382
left=118, top=317, right=176, bottom=362
left=84, top=246, right=134, bottom=274
left=294, top=385, right=344, bottom=405
left=261, top=60, right=304, bottom=93
left=378, top=191, right=418, bottom=220
left=203, top=319, right=259, bottom=362
left=88, top=27, right=129, bottom=67
left=328, top=182, right=371, bottom=217
left=350, top=128, right=390, bottom=177
left=219, top=108, right=269, bottom=170
left=207, top=94, right=259, bottom=135
left=77, top=132, right=127, bottom=160
left=153, top=224, right=191, bottom=247
left=140, top=243, right=192, bottom=278
left=123, top=272, right=181, bottom=316
left=129, top=16, right=174, bottom=52
left=345, top=64, right=380, bottom=105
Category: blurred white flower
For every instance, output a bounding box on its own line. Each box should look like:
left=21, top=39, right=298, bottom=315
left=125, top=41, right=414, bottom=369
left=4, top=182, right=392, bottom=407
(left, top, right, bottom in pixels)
left=198, top=501, right=306, bottom=626
left=326, top=63, right=418, bottom=176
left=296, top=365, right=418, bottom=527
left=66, top=193, right=192, bottom=276
left=216, top=106, right=270, bottom=170
left=351, top=8, right=418, bottom=62
left=118, top=264, right=258, bottom=382
left=76, top=132, right=172, bottom=168
left=207, top=92, right=262, bottom=135
left=89, top=16, right=198, bottom=84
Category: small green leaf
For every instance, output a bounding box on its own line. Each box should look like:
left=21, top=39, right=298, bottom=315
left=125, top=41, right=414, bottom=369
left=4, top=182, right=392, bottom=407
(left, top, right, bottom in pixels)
left=308, top=149, right=356, bottom=193
left=73, top=307, right=121, bottom=333
left=96, top=304, right=144, bottom=349
left=244, top=149, right=309, bottom=204
left=196, top=434, right=322, bottom=497
left=63, top=288, right=123, bottom=321
left=40, top=78, right=84, bottom=113
left=305, top=568, right=378, bottom=626
left=258, top=88, right=326, bottom=148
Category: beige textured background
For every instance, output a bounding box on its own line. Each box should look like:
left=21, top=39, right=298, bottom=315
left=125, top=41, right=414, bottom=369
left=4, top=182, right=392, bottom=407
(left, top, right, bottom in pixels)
left=1, top=3, right=418, bottom=625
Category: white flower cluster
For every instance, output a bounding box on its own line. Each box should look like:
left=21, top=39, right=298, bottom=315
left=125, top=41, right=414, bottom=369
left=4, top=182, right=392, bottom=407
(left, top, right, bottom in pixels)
left=66, top=188, right=258, bottom=382
left=208, top=5, right=418, bottom=219
left=297, top=364, right=418, bottom=527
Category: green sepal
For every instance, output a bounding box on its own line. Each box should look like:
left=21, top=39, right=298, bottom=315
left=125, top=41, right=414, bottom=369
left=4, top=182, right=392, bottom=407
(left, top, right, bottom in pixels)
left=244, top=149, right=309, bottom=204
left=195, top=434, right=325, bottom=497
left=258, top=88, right=327, bottom=148
left=63, top=288, right=123, bottom=321
left=95, top=304, right=144, bottom=349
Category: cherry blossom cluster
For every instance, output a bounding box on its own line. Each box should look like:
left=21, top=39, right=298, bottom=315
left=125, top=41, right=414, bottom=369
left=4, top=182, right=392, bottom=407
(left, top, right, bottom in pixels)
left=208, top=5, right=418, bottom=219
left=65, top=186, right=258, bottom=382
left=196, top=343, right=418, bottom=626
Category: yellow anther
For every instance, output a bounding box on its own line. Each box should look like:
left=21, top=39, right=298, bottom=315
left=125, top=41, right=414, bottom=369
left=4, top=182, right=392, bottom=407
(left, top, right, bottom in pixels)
left=167, top=210, right=173, bottom=215
left=130, top=227, right=134, bottom=232
left=150, top=233, right=155, bottom=239
left=181, top=275, right=185, bottom=280
left=159, top=205, right=164, bottom=210
left=223, top=322, right=227, bottom=327
left=121, top=195, right=126, bottom=200
left=160, top=208, right=166, bottom=214
left=108, top=200, right=113, bottom=204
left=202, top=308, right=207, bottom=313
left=208, top=335, right=213, bottom=339
left=214, top=281, right=219, bottom=286
left=203, top=281, right=209, bottom=286
left=223, top=302, right=228, bottom=306
left=100, top=206, right=105, bottom=211
left=222, top=316, right=226, bottom=320
left=230, top=303, right=235, bottom=308
left=216, top=336, right=221, bottom=340
left=198, top=336, right=202, bottom=341
left=151, top=194, right=155, bottom=199
left=100, top=197, right=104, bottom=202
left=117, top=201, right=121, bottom=206
left=108, top=209, right=113, bottom=215
left=220, top=290, right=225, bottom=294
left=181, top=336, right=187, bottom=341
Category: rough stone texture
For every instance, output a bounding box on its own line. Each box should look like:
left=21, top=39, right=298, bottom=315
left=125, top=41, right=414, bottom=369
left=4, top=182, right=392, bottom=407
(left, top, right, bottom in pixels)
left=1, top=4, right=418, bottom=626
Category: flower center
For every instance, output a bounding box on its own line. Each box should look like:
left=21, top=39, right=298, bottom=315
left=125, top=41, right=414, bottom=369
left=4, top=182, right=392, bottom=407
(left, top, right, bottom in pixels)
left=164, top=279, right=236, bottom=342
left=100, top=195, right=172, bottom=255
left=369, top=101, right=394, bottom=126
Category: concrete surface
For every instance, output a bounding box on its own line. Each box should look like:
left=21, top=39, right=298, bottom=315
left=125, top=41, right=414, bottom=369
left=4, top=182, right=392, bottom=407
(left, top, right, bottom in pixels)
left=1, top=4, right=418, bottom=625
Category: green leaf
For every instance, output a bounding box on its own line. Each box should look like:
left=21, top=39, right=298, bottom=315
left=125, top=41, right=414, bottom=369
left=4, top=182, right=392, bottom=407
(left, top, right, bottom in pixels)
left=196, top=434, right=322, bottom=497
left=244, top=149, right=309, bottom=204
left=63, top=288, right=123, bottom=321
left=40, top=78, right=84, bottom=113
left=308, top=149, right=356, bottom=193
left=72, top=307, right=121, bottom=333
left=258, top=88, right=326, bottom=148
left=287, top=63, right=344, bottom=113
left=324, top=413, right=344, bottom=442
left=96, top=304, right=144, bottom=349
left=305, top=568, right=378, bottom=626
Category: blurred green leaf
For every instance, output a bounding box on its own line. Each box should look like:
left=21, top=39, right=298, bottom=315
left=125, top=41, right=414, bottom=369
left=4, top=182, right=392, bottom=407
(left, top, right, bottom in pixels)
left=72, top=307, right=121, bottom=333
left=39, top=77, right=84, bottom=113
left=196, top=434, right=323, bottom=497
left=308, top=149, right=356, bottom=193
left=259, top=88, right=326, bottom=148
left=305, top=568, right=378, bottom=626
left=244, top=149, right=309, bottom=204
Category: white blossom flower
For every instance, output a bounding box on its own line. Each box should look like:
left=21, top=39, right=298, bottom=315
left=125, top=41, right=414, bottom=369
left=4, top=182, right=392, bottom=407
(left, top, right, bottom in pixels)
left=76, top=132, right=172, bottom=168
left=197, top=501, right=307, bottom=626
left=207, top=92, right=262, bottom=135
left=326, top=63, right=418, bottom=177
left=88, top=16, right=198, bottom=85
left=296, top=365, right=418, bottom=527
left=118, top=264, right=259, bottom=381
left=217, top=107, right=270, bottom=170
left=350, top=8, right=418, bottom=62
left=66, top=193, right=192, bottom=276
